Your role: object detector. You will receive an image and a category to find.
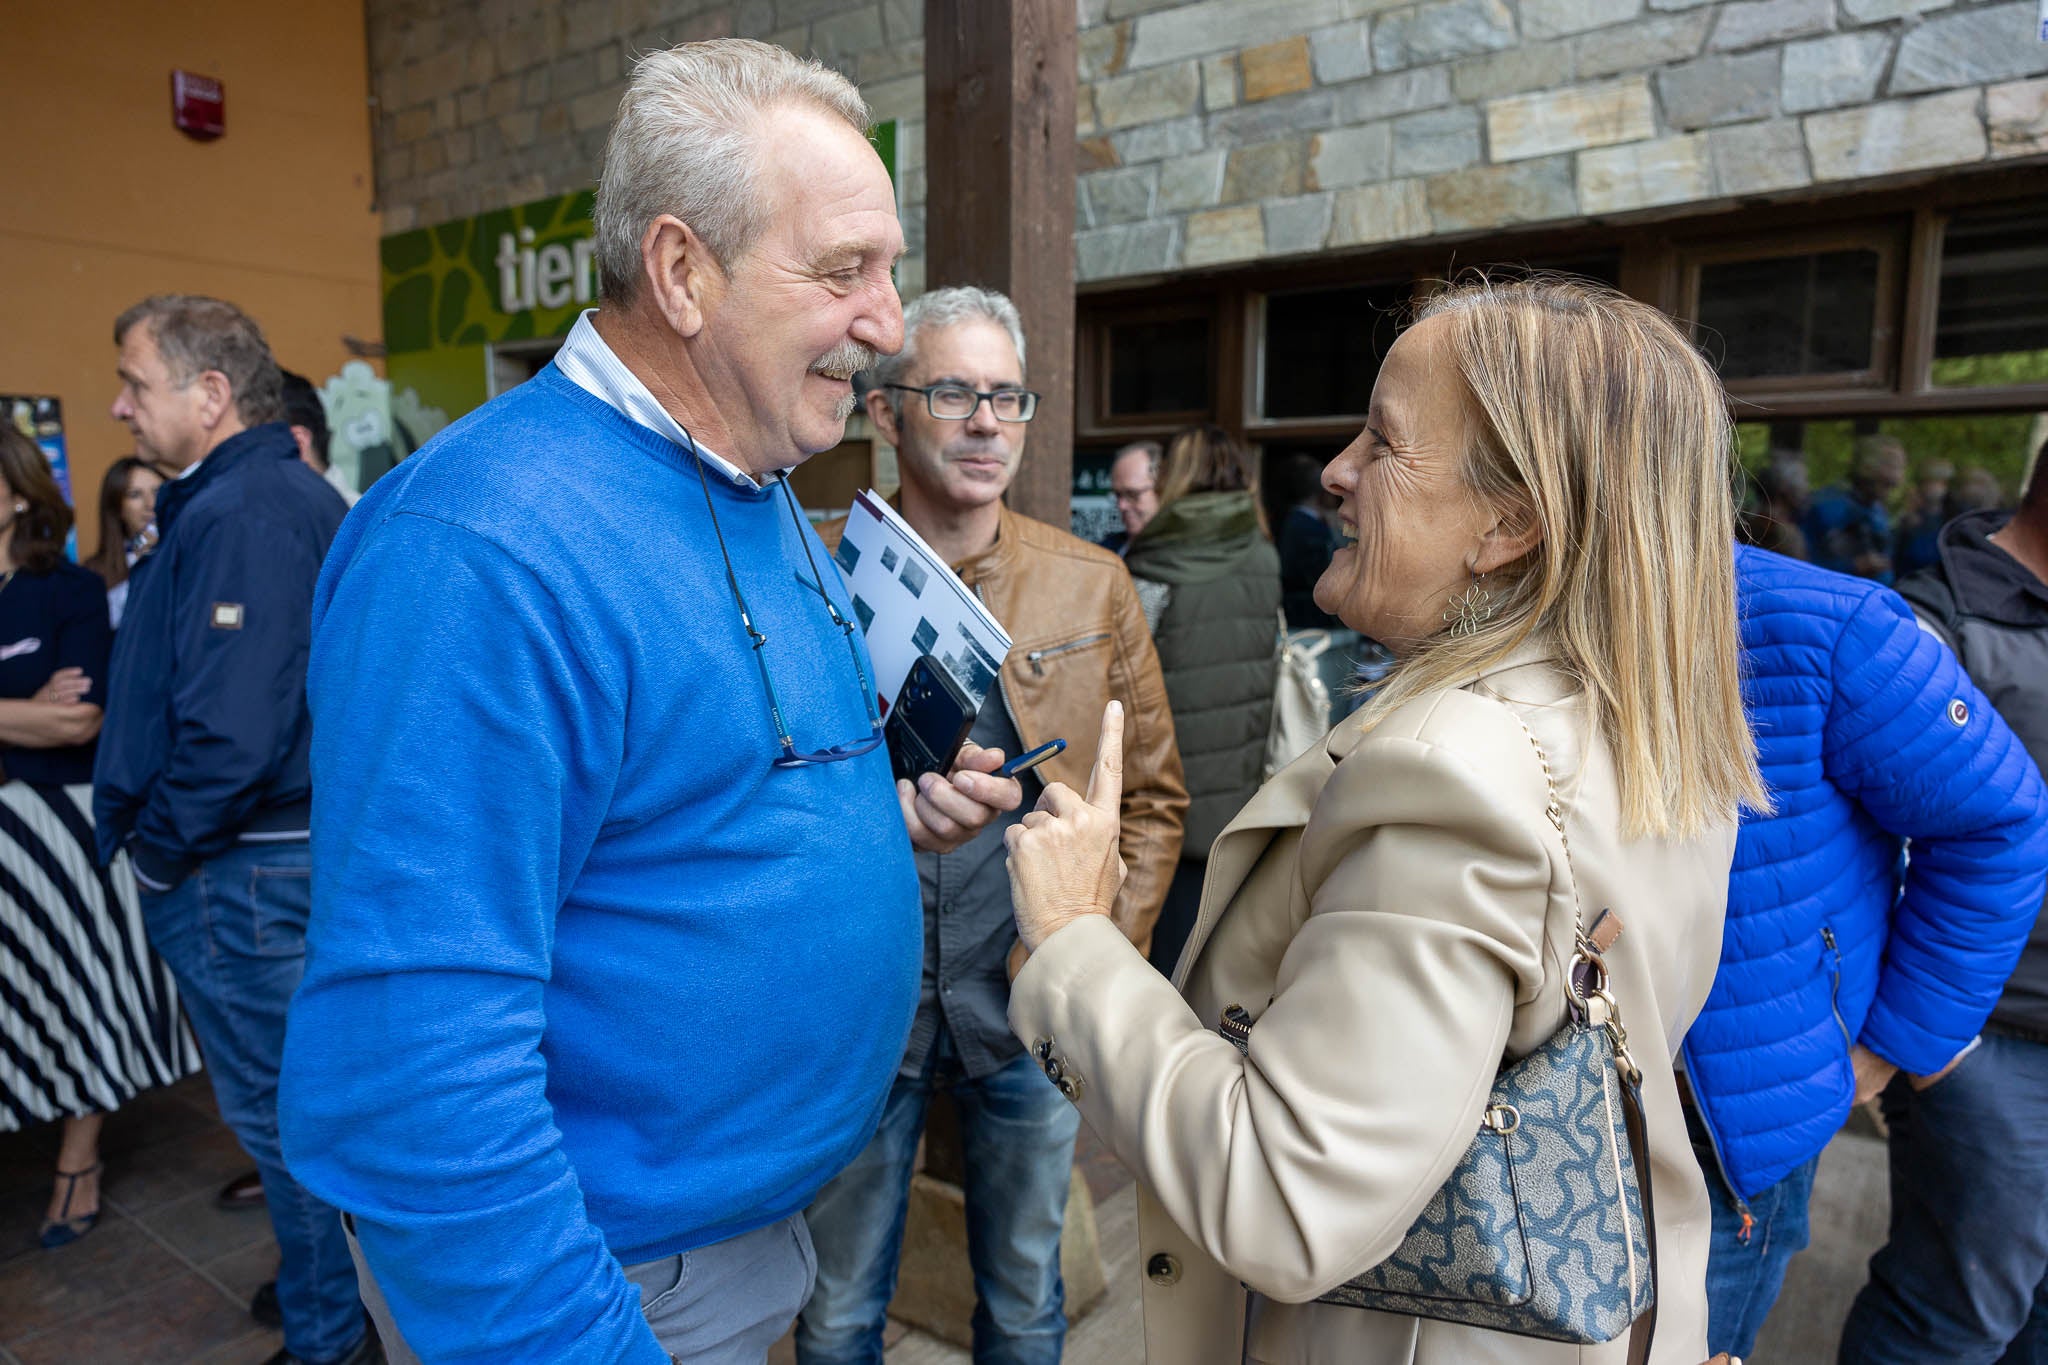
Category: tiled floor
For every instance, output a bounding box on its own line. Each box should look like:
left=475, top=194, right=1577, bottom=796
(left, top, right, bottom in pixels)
left=3, top=1074, right=1891, bottom=1364
left=0, top=1076, right=1113, bottom=1365
left=0, top=1074, right=282, bottom=1364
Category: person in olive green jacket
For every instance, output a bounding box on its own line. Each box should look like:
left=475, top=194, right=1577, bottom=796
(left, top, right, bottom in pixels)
left=1125, top=423, right=1281, bottom=973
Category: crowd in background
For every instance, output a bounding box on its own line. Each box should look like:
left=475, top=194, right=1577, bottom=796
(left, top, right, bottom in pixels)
left=1739, top=432, right=2021, bottom=583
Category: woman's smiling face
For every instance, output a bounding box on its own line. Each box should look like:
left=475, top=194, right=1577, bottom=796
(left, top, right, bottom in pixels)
left=1314, top=314, right=1502, bottom=654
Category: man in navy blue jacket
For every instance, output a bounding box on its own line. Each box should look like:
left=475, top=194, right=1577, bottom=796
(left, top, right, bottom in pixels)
left=1679, top=544, right=2048, bottom=1360
left=97, top=295, right=359, bottom=1365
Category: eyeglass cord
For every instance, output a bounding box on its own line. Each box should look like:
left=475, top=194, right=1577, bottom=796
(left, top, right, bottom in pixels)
left=684, top=424, right=883, bottom=757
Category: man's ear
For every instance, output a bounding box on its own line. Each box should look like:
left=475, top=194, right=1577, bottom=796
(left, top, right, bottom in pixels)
left=1474, top=500, right=1543, bottom=576
left=864, top=386, right=902, bottom=447
left=640, top=214, right=723, bottom=339
left=194, top=371, right=236, bottom=432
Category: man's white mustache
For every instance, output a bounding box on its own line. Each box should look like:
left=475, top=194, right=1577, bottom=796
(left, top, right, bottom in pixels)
left=811, top=341, right=877, bottom=380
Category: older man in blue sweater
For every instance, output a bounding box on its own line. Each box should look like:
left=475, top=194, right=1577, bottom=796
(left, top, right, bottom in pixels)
left=279, top=42, right=1019, bottom=1364
left=1680, top=544, right=2048, bottom=1360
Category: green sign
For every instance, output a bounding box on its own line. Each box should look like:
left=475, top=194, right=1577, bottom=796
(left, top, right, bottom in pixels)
left=381, top=189, right=597, bottom=357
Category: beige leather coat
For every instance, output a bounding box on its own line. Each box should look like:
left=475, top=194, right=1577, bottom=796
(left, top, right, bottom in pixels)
left=1008, top=644, right=1735, bottom=1364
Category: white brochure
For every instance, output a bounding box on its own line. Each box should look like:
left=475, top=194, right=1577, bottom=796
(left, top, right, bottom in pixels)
left=830, top=491, right=1012, bottom=713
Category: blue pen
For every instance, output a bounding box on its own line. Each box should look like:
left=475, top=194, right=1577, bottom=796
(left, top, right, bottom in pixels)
left=997, top=738, right=1067, bottom=778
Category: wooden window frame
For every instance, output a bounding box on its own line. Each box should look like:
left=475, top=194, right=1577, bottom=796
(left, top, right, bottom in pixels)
left=1076, top=169, right=2048, bottom=449
left=1917, top=199, right=2048, bottom=404
left=1676, top=222, right=1908, bottom=398
left=1248, top=276, right=1423, bottom=434
left=1079, top=297, right=1220, bottom=434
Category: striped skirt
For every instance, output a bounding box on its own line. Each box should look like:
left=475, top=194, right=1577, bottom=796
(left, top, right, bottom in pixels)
left=0, top=782, right=202, bottom=1131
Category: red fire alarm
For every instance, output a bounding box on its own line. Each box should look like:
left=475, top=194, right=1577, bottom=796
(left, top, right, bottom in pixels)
left=172, top=71, right=224, bottom=140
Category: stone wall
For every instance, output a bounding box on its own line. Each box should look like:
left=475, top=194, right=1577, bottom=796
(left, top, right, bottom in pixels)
left=368, top=0, right=933, bottom=293
left=1072, top=0, right=2048, bottom=280
left=367, top=0, right=2048, bottom=295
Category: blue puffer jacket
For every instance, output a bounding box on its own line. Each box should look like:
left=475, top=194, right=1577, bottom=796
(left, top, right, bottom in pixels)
left=1683, top=547, right=2048, bottom=1204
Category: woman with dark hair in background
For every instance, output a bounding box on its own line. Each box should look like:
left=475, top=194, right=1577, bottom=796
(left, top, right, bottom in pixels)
left=83, top=456, right=163, bottom=628
left=1124, top=422, right=1281, bottom=974
left=0, top=427, right=200, bottom=1247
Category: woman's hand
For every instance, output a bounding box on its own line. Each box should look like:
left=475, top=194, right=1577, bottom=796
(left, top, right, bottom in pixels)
left=33, top=668, right=90, bottom=706
left=1006, top=701, right=1128, bottom=953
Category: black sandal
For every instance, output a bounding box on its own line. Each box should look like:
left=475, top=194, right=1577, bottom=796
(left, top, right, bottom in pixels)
left=39, top=1162, right=103, bottom=1250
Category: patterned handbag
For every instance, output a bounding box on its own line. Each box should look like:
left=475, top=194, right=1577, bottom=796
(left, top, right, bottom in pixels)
left=1219, top=719, right=1660, bottom=1362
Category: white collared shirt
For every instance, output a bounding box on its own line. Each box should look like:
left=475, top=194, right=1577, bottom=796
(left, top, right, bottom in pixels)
left=553, top=310, right=770, bottom=490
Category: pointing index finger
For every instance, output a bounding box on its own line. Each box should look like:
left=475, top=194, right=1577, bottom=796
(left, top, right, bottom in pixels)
left=1084, top=700, right=1124, bottom=813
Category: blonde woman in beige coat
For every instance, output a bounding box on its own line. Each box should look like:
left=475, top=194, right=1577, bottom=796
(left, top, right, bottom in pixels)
left=1002, top=278, right=1767, bottom=1365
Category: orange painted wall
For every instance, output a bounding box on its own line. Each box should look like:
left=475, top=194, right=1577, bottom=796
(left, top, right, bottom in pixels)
left=0, top=0, right=380, bottom=547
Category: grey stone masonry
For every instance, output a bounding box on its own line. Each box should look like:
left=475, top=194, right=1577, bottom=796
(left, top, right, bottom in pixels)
left=368, top=0, right=2048, bottom=294
left=368, top=0, right=932, bottom=296
left=1055, top=0, right=2046, bottom=280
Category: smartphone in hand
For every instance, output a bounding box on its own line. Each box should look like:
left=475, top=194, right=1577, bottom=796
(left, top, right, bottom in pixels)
left=885, top=654, right=978, bottom=783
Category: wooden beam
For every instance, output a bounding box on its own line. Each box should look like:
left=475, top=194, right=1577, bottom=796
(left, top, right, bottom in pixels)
left=923, top=0, right=1078, bottom=527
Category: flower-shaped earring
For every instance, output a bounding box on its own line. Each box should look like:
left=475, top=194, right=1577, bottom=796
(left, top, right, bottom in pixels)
left=1444, top=572, right=1497, bottom=637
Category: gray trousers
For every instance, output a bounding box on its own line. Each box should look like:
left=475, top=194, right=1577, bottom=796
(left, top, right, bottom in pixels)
left=345, top=1211, right=817, bottom=1363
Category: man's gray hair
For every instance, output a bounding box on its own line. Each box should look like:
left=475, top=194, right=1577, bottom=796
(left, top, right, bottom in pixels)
left=1115, top=439, right=1163, bottom=475
left=114, top=295, right=284, bottom=426
left=866, top=287, right=1028, bottom=403
left=594, top=39, right=869, bottom=301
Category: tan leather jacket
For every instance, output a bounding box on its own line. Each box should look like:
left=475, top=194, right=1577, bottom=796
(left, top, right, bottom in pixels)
left=1009, top=643, right=1734, bottom=1364
left=821, top=504, right=1187, bottom=952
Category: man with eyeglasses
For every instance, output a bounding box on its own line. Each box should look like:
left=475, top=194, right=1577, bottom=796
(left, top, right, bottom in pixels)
left=278, top=43, right=1022, bottom=1364
left=1101, top=439, right=1162, bottom=555
left=797, top=286, right=1187, bottom=1365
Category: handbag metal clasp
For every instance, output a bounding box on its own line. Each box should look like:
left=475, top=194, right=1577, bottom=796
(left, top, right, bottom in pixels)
left=1570, top=939, right=1643, bottom=1084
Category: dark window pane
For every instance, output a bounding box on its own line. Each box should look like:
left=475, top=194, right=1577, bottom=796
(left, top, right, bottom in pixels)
left=1262, top=282, right=1408, bottom=419
left=1108, top=318, right=1210, bottom=414
left=1933, top=202, right=2048, bottom=389
left=1697, top=250, right=1880, bottom=380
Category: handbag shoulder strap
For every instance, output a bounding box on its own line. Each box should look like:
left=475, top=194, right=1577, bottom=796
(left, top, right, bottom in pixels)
left=1499, top=707, right=1586, bottom=945
left=1503, top=707, right=1660, bottom=1365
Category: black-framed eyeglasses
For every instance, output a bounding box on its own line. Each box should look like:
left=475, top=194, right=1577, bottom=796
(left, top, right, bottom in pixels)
left=690, top=439, right=884, bottom=769
left=885, top=383, right=1040, bottom=423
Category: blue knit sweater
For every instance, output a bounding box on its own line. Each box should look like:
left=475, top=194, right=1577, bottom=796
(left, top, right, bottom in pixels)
left=1682, top=546, right=2048, bottom=1203
left=280, top=366, right=921, bottom=1363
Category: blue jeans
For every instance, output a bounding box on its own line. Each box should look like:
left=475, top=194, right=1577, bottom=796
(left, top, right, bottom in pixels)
left=1839, top=1032, right=2048, bottom=1364
left=796, top=1025, right=1081, bottom=1365
left=1687, top=1092, right=1820, bottom=1359
left=142, top=842, right=364, bottom=1363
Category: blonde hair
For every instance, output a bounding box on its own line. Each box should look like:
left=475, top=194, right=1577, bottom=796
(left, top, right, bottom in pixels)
left=594, top=39, right=869, bottom=301
left=1354, top=275, right=1768, bottom=839
left=1155, top=423, right=1256, bottom=509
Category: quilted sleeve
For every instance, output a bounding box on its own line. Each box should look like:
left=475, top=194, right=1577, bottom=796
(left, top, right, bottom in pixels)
left=1823, top=587, right=2048, bottom=1075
